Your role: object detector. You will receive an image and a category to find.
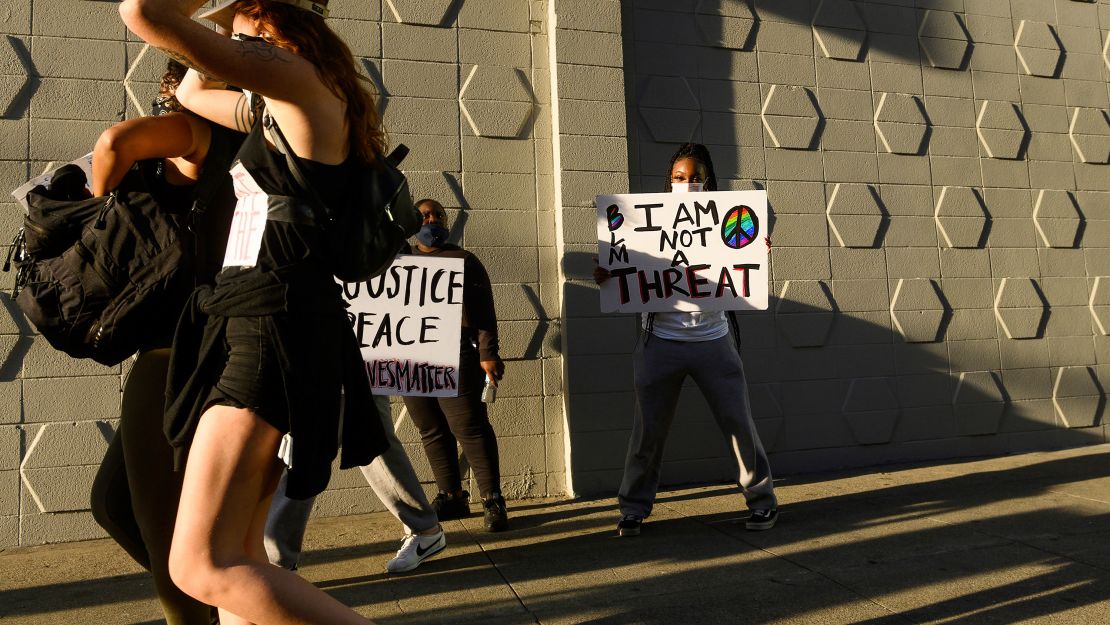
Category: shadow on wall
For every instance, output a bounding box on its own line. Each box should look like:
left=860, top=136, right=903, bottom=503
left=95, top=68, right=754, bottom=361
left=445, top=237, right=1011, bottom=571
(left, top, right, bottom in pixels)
left=546, top=0, right=1110, bottom=494
left=559, top=240, right=1106, bottom=494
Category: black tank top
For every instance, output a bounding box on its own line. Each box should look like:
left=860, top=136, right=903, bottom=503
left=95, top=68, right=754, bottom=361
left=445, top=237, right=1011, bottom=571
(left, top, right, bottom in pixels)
left=221, top=115, right=353, bottom=275
left=235, top=114, right=352, bottom=214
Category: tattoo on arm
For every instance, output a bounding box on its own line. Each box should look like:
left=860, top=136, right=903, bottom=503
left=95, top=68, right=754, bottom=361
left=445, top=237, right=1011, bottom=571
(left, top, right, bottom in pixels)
left=154, top=47, right=215, bottom=75
left=234, top=94, right=256, bottom=132
left=234, top=40, right=291, bottom=63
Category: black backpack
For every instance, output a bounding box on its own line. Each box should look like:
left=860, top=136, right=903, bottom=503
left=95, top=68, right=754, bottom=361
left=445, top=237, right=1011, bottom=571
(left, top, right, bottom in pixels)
left=6, top=161, right=216, bottom=365
left=263, top=111, right=421, bottom=282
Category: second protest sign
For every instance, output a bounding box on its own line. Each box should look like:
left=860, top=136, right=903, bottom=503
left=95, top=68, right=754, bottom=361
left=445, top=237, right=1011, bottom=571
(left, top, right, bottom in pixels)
left=596, top=190, right=769, bottom=313
left=341, top=255, right=465, bottom=397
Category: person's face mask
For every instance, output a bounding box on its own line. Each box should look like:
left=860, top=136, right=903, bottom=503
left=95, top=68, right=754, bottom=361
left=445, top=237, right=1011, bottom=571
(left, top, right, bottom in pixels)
left=671, top=182, right=704, bottom=193
left=416, top=223, right=450, bottom=248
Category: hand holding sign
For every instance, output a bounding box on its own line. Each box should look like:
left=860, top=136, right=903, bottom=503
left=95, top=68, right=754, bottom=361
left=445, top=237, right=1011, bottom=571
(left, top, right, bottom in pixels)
left=596, top=190, right=769, bottom=313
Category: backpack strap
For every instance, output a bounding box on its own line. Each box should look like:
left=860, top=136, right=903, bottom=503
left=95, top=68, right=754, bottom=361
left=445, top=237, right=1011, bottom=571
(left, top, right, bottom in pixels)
left=262, top=109, right=336, bottom=224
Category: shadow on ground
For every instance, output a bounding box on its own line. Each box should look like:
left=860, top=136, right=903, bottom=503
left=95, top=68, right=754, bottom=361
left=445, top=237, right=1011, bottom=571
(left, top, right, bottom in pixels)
left=3, top=446, right=1109, bottom=624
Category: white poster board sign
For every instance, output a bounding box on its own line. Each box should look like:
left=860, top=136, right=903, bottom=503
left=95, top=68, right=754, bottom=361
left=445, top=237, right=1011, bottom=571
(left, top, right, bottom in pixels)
left=340, top=255, right=465, bottom=397
left=10, top=153, right=95, bottom=212
left=596, top=190, right=769, bottom=313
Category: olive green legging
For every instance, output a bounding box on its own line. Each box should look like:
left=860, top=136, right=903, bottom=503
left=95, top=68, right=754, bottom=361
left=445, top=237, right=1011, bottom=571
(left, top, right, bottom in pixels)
left=90, top=348, right=212, bottom=625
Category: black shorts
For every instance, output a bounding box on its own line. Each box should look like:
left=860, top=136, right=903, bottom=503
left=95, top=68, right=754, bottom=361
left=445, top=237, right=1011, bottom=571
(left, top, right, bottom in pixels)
left=206, top=315, right=289, bottom=433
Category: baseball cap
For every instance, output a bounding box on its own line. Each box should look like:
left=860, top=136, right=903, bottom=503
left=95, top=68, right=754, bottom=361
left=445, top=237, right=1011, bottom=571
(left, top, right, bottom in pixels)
left=198, top=0, right=329, bottom=30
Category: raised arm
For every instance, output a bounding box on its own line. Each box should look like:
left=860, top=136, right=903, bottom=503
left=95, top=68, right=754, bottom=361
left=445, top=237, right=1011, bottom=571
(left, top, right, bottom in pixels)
left=119, top=0, right=321, bottom=105
left=91, top=113, right=208, bottom=196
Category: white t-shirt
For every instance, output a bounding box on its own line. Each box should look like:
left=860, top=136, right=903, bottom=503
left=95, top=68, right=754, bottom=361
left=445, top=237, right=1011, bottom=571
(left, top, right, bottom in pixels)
left=642, top=311, right=730, bottom=342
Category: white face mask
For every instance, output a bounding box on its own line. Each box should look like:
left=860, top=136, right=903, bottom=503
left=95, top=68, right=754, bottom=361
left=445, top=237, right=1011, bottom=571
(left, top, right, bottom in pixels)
left=671, top=182, right=704, bottom=193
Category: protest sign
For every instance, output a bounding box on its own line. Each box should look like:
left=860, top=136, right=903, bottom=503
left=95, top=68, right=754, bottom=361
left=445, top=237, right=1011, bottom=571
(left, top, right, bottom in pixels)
left=10, top=153, right=95, bottom=212
left=596, top=190, right=769, bottom=313
left=340, top=254, right=465, bottom=397
left=222, top=163, right=268, bottom=268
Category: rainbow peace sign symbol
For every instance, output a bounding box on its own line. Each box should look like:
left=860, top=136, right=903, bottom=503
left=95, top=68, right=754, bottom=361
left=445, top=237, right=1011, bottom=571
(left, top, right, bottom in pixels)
left=721, top=205, right=758, bottom=249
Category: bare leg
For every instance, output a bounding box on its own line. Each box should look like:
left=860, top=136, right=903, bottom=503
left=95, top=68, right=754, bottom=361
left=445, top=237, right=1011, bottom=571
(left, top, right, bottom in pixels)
left=169, top=404, right=377, bottom=625
left=218, top=459, right=281, bottom=625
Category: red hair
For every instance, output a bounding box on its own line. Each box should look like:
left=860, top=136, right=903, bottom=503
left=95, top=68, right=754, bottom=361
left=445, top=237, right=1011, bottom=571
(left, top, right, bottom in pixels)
left=234, top=0, right=387, bottom=163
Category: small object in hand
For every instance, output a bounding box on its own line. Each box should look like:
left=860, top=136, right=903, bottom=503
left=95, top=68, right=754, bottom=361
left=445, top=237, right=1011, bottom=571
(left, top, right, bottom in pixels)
left=481, top=375, right=497, bottom=403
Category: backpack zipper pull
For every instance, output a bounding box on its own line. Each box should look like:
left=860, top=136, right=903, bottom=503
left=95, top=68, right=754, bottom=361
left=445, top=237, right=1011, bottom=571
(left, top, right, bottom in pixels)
left=94, top=193, right=116, bottom=230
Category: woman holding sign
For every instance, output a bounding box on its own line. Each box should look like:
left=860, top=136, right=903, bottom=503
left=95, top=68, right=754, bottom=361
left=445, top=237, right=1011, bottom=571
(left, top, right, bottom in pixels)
left=402, top=199, right=510, bottom=532
left=121, top=1, right=388, bottom=625
left=595, top=143, right=778, bottom=537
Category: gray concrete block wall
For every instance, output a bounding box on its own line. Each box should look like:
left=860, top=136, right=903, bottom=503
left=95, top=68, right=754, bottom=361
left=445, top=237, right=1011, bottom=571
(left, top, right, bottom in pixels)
left=0, top=0, right=563, bottom=547
left=2, top=0, right=1109, bottom=546
left=559, top=0, right=1109, bottom=497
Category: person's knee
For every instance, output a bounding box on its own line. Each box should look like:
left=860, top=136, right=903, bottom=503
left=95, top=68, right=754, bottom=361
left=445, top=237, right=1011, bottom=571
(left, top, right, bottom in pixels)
left=168, top=540, right=225, bottom=604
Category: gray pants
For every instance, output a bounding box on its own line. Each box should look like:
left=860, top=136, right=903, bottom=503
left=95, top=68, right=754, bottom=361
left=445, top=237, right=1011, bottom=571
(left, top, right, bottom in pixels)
left=618, top=334, right=777, bottom=518
left=264, top=395, right=438, bottom=569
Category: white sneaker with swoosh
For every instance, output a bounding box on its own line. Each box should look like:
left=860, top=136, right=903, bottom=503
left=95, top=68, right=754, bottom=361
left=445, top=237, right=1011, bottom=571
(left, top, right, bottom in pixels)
left=386, top=530, right=447, bottom=572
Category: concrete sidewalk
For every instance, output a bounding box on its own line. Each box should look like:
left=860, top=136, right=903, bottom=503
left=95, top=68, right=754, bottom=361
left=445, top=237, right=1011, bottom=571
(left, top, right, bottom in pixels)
left=2, top=444, right=1109, bottom=624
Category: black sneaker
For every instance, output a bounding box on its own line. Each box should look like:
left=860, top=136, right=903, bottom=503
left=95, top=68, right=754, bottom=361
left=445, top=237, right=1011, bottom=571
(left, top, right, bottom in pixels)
left=432, top=490, right=470, bottom=521
left=745, top=508, right=778, bottom=530
left=483, top=493, right=509, bottom=532
left=617, top=514, right=642, bottom=537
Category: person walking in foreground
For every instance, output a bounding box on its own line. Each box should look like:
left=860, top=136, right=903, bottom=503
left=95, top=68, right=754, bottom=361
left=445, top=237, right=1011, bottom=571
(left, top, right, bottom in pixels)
left=121, top=1, right=389, bottom=624
left=264, top=394, right=447, bottom=574
left=89, top=60, right=241, bottom=625
left=596, top=143, right=778, bottom=537
left=403, top=199, right=510, bottom=532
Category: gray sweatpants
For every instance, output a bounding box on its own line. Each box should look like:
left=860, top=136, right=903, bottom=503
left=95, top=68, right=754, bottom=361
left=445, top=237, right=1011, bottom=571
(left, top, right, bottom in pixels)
left=264, top=395, right=438, bottom=569
left=618, top=334, right=777, bottom=518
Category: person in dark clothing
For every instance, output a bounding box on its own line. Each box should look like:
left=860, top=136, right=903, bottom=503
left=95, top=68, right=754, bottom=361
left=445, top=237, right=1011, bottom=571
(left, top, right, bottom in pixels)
left=120, top=1, right=389, bottom=624
left=402, top=198, right=509, bottom=532
left=595, top=143, right=778, bottom=538
left=89, top=60, right=240, bottom=625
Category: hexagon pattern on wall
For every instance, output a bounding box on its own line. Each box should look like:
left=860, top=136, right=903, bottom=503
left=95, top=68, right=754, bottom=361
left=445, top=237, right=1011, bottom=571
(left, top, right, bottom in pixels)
left=638, top=75, right=701, bottom=143
left=1033, top=189, right=1083, bottom=248
left=918, top=10, right=972, bottom=69
left=694, top=0, right=758, bottom=51
left=384, top=0, right=457, bottom=26
left=890, top=278, right=947, bottom=343
left=812, top=0, right=868, bottom=62
left=123, top=44, right=158, bottom=118
left=761, top=84, right=823, bottom=149
left=826, top=183, right=885, bottom=248
left=20, top=422, right=112, bottom=513
left=1069, top=107, right=1110, bottom=164
left=934, top=186, right=988, bottom=248
left=976, top=100, right=1028, bottom=159
left=1104, top=30, right=1110, bottom=73
left=994, top=277, right=1048, bottom=340
left=459, top=65, right=535, bottom=139
left=1052, top=366, right=1103, bottom=428
left=874, top=92, right=929, bottom=155
left=1014, top=20, right=1064, bottom=78
left=776, top=280, right=837, bottom=347
left=842, top=377, right=899, bottom=445
left=0, top=35, right=31, bottom=116
left=1090, top=276, right=1110, bottom=335
left=953, top=371, right=1007, bottom=435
